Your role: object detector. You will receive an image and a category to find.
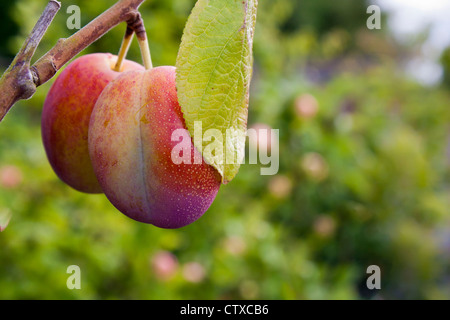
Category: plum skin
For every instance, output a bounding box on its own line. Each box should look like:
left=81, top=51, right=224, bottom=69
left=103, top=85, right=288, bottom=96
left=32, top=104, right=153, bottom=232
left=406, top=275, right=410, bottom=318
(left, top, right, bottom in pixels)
left=88, top=66, right=222, bottom=229
left=41, top=53, right=144, bottom=193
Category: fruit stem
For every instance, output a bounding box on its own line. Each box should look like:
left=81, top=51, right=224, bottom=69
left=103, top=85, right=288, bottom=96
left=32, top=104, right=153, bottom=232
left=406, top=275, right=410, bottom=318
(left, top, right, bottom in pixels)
left=127, top=12, right=153, bottom=70
left=114, top=26, right=134, bottom=72
left=138, top=36, right=153, bottom=70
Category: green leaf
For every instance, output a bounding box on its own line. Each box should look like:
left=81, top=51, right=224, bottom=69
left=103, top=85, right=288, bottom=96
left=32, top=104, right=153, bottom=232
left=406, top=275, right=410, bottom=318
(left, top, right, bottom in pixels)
left=176, top=0, right=258, bottom=184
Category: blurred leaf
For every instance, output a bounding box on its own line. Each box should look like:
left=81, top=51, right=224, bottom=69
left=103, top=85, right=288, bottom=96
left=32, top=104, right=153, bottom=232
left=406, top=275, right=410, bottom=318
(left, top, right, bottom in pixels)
left=0, top=209, right=12, bottom=232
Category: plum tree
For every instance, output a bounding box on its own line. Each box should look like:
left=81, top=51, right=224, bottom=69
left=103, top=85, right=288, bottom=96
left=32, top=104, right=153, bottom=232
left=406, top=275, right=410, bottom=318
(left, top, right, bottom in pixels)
left=0, top=0, right=257, bottom=230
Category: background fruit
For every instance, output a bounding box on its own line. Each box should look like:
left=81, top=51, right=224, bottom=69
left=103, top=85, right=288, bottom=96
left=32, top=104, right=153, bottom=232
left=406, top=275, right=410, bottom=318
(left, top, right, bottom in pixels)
left=89, top=66, right=221, bottom=228
left=41, top=53, right=144, bottom=193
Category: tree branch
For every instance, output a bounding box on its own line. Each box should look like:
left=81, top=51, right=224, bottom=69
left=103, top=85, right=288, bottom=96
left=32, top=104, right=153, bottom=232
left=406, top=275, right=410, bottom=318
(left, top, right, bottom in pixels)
left=17, top=0, right=61, bottom=68
left=0, top=0, right=146, bottom=122
left=0, top=0, right=61, bottom=121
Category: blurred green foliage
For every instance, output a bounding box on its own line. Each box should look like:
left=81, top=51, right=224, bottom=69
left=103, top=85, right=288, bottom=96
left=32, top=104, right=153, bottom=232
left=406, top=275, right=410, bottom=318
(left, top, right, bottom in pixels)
left=1, top=0, right=449, bottom=300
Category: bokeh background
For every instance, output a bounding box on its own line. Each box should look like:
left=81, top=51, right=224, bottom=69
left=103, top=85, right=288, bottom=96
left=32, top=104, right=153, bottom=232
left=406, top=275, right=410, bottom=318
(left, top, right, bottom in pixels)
left=1, top=0, right=450, bottom=300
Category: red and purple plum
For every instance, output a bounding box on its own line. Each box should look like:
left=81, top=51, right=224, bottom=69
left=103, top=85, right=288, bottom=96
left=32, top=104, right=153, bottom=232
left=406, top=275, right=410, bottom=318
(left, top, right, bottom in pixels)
left=88, top=66, right=221, bottom=228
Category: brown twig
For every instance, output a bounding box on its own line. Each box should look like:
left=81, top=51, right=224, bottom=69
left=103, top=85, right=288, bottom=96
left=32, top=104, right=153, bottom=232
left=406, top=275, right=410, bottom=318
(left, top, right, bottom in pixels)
left=0, top=0, right=146, bottom=122
left=0, top=0, right=61, bottom=121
